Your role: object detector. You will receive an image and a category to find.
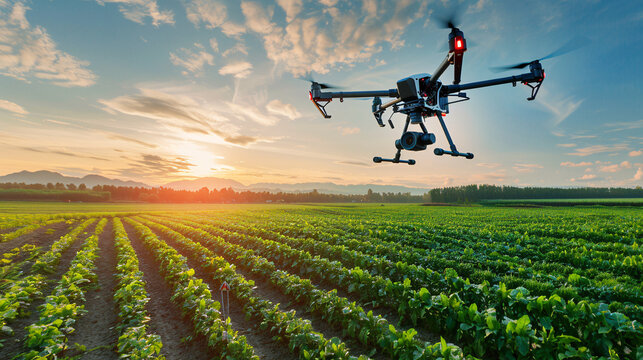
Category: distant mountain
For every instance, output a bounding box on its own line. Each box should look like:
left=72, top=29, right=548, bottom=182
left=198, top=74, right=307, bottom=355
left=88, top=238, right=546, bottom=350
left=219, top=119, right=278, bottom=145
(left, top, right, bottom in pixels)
left=0, top=170, right=149, bottom=188
left=164, top=177, right=245, bottom=191
left=1, top=170, right=429, bottom=195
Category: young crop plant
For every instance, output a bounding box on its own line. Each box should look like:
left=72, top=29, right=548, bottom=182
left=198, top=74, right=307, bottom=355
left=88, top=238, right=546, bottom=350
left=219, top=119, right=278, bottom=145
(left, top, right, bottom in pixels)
left=164, top=213, right=642, bottom=360
left=1, top=218, right=65, bottom=243
left=18, top=218, right=107, bottom=359
left=112, top=218, right=164, bottom=359
left=124, top=218, right=258, bottom=360
left=31, top=218, right=96, bottom=274
left=140, top=216, right=468, bottom=360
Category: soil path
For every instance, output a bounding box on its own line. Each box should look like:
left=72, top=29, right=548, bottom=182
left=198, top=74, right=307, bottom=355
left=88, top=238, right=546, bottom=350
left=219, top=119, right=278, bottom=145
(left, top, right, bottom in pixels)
left=0, top=220, right=99, bottom=359
left=122, top=221, right=216, bottom=360
left=150, top=229, right=293, bottom=360
left=66, top=219, right=119, bottom=359
left=0, top=221, right=72, bottom=255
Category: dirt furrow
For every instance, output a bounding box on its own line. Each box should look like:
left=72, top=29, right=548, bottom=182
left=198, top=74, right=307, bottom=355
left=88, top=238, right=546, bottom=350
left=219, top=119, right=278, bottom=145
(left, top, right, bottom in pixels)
left=0, top=221, right=72, bottom=256
left=0, top=220, right=100, bottom=359
left=121, top=221, right=216, bottom=360
left=151, top=230, right=293, bottom=360
left=65, top=219, right=119, bottom=359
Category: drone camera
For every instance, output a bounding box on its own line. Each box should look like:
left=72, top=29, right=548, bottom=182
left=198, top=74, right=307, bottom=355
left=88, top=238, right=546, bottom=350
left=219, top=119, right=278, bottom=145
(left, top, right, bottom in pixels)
left=397, top=131, right=436, bottom=151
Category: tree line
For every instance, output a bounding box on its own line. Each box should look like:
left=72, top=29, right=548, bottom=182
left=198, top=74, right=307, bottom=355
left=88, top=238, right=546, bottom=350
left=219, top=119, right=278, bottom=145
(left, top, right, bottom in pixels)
left=0, top=182, right=423, bottom=203
left=428, top=184, right=643, bottom=203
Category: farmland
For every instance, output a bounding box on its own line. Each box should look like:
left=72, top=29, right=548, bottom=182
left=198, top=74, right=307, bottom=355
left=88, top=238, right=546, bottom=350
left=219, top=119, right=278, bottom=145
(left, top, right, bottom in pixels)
left=0, top=204, right=640, bottom=359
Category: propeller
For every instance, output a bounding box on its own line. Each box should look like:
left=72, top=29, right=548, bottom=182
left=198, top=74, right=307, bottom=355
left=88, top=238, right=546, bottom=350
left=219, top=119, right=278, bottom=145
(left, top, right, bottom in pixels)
left=491, top=36, right=590, bottom=72
left=435, top=6, right=461, bottom=30
left=299, top=73, right=343, bottom=89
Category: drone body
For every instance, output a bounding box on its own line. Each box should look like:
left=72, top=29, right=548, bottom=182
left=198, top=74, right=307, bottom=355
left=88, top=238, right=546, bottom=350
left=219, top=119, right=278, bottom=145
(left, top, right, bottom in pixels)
left=308, top=21, right=551, bottom=165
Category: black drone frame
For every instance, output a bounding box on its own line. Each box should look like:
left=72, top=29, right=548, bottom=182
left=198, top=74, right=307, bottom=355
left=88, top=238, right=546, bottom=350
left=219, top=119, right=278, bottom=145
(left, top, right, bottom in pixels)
left=309, top=26, right=545, bottom=165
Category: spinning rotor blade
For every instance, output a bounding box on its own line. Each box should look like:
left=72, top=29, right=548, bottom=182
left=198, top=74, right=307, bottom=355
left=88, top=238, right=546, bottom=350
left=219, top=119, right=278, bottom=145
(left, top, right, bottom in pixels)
left=299, top=73, right=343, bottom=89
left=491, top=36, right=590, bottom=72
left=435, top=6, right=462, bottom=30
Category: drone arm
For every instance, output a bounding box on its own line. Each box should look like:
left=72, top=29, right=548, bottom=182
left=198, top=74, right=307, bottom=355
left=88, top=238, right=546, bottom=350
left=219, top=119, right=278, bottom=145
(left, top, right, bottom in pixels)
left=315, top=89, right=399, bottom=100
left=444, top=70, right=542, bottom=93
left=428, top=53, right=455, bottom=87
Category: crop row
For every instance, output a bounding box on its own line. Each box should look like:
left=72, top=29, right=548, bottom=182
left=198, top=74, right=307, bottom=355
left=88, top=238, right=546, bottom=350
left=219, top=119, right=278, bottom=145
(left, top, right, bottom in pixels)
left=124, top=218, right=259, bottom=360
left=133, top=216, right=379, bottom=360
left=1, top=219, right=66, bottom=243
left=18, top=218, right=107, bottom=359
left=213, top=214, right=641, bottom=307
left=164, top=215, right=641, bottom=359
left=112, top=218, right=164, bottom=359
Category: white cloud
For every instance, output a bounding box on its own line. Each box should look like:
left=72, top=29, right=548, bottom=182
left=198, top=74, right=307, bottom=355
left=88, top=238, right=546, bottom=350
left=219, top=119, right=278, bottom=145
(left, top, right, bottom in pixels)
left=96, top=0, right=174, bottom=26
left=185, top=0, right=226, bottom=29
left=239, top=0, right=427, bottom=76
left=266, top=99, right=301, bottom=120
left=169, top=44, right=214, bottom=75
left=635, top=168, right=643, bottom=181
left=209, top=38, right=219, bottom=52
left=560, top=161, right=592, bottom=167
left=222, top=42, right=248, bottom=57
left=276, top=0, right=302, bottom=22
left=567, top=144, right=627, bottom=156
left=337, top=126, right=360, bottom=135
left=0, top=2, right=96, bottom=87
left=218, top=61, right=253, bottom=78
left=476, top=162, right=502, bottom=169
left=629, top=150, right=642, bottom=157
left=571, top=174, right=597, bottom=182
left=557, top=143, right=576, bottom=148
left=0, top=99, right=27, bottom=114
left=604, top=119, right=643, bottom=133
left=599, top=161, right=632, bottom=173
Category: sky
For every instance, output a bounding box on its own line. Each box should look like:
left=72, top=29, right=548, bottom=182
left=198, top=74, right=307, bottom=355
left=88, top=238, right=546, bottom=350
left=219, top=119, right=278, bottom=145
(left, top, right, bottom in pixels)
left=0, top=0, right=641, bottom=188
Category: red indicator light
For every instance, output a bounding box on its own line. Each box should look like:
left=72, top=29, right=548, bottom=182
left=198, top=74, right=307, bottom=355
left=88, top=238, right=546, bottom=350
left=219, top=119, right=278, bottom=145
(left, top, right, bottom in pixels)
left=309, top=91, right=313, bottom=100
left=543, top=72, right=546, bottom=79
left=456, top=39, right=462, bottom=49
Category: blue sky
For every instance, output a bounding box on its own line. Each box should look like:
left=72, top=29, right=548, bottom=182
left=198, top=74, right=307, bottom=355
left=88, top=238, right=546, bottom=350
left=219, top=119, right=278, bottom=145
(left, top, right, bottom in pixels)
left=0, top=0, right=641, bottom=187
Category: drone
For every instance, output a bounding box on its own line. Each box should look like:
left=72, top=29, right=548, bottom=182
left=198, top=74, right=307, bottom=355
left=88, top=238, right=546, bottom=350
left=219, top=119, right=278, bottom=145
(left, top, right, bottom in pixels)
left=307, top=17, right=575, bottom=165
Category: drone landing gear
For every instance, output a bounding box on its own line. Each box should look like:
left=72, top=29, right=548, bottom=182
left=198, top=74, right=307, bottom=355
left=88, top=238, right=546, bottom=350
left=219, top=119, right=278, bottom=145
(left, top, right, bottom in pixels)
left=373, top=151, right=416, bottom=165
left=433, top=112, right=474, bottom=159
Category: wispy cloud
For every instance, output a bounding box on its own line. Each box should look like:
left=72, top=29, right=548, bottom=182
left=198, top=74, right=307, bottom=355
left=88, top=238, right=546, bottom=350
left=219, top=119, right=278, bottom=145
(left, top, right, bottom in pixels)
left=266, top=99, right=301, bottom=120
left=0, top=99, right=27, bottom=114
left=604, top=119, right=643, bottom=133
left=337, top=126, right=360, bottom=135
left=513, top=163, right=544, bottom=173
left=99, top=87, right=291, bottom=145
left=19, top=146, right=109, bottom=162
left=570, top=174, right=599, bottom=182
left=540, top=95, right=583, bottom=126
left=95, top=0, right=174, bottom=26
left=476, top=162, right=502, bottom=169
left=170, top=43, right=214, bottom=76
left=560, top=161, right=592, bottom=167
left=557, top=143, right=576, bottom=148
left=567, top=144, right=627, bottom=156
left=106, top=133, right=158, bottom=148
left=629, top=150, right=642, bottom=157
left=218, top=61, right=253, bottom=78
left=335, top=160, right=372, bottom=167
left=0, top=2, right=96, bottom=86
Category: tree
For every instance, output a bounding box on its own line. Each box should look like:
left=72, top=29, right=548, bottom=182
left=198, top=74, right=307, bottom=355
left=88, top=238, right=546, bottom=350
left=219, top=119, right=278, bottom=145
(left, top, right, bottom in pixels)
left=78, top=183, right=87, bottom=191
left=66, top=183, right=77, bottom=191
left=55, top=182, right=66, bottom=190
left=46, top=183, right=54, bottom=190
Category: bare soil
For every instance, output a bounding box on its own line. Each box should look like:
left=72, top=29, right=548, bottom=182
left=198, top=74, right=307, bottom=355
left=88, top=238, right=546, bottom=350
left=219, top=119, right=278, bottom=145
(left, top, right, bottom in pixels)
left=122, top=221, right=217, bottom=360
left=0, top=221, right=99, bottom=359
left=65, top=219, right=119, bottom=359
left=0, top=221, right=72, bottom=256
left=150, top=229, right=294, bottom=360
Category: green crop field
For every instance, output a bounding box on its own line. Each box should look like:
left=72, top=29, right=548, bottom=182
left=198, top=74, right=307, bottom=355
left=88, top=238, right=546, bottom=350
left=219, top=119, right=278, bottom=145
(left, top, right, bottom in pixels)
left=0, top=203, right=640, bottom=359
